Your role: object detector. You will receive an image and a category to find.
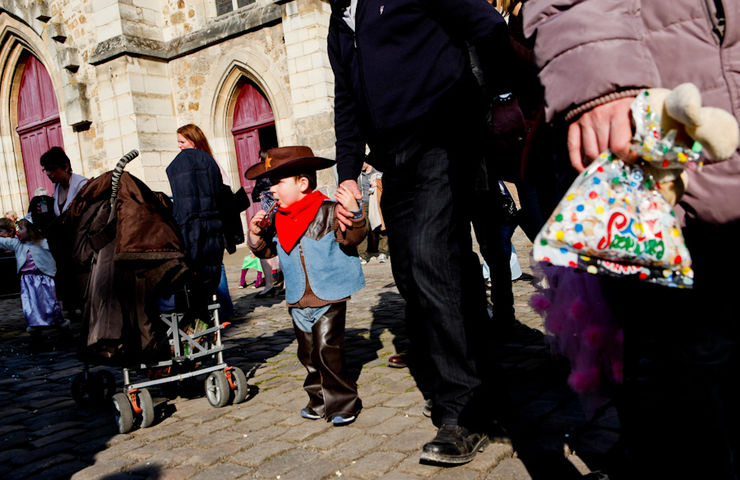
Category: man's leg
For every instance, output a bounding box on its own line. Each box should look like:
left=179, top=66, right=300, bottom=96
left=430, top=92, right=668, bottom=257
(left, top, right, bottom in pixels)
left=470, top=192, right=515, bottom=326
left=382, top=144, right=490, bottom=463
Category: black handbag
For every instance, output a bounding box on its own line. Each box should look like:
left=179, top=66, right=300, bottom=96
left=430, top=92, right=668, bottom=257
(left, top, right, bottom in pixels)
left=494, top=181, right=519, bottom=226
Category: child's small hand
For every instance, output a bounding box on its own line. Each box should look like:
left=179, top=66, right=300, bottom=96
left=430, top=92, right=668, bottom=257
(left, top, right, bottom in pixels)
left=336, top=185, right=360, bottom=213
left=249, top=210, right=267, bottom=234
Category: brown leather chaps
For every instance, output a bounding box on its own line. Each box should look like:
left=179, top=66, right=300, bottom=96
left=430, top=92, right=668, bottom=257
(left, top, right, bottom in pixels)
left=292, top=302, right=362, bottom=419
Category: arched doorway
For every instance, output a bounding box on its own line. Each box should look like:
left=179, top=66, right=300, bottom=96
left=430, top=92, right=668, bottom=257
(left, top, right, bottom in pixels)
left=15, top=55, right=63, bottom=199
left=231, top=80, right=277, bottom=221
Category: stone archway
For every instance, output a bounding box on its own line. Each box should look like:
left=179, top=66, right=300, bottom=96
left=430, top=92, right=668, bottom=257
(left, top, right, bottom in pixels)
left=0, top=19, right=66, bottom=213
left=207, top=57, right=295, bottom=187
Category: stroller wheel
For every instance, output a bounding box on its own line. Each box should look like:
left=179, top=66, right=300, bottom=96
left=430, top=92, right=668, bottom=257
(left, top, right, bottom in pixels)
left=112, top=392, right=134, bottom=433
left=204, top=371, right=230, bottom=408
left=230, top=367, right=249, bottom=405
left=138, top=388, right=155, bottom=428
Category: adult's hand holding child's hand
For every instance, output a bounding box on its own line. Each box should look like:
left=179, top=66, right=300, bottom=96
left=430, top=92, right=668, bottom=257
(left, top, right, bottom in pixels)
left=336, top=184, right=360, bottom=212
left=335, top=180, right=362, bottom=232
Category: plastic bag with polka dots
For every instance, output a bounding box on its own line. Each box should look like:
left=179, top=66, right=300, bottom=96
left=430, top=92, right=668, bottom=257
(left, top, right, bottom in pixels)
left=533, top=152, right=693, bottom=288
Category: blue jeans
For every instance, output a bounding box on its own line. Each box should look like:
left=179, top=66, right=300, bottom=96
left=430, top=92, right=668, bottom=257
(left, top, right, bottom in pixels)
left=290, top=304, right=332, bottom=333
left=216, top=264, right=234, bottom=318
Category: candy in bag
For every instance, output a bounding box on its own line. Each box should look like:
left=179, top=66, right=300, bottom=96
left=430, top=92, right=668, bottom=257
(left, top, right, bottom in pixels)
left=533, top=152, right=693, bottom=287
left=531, top=89, right=711, bottom=288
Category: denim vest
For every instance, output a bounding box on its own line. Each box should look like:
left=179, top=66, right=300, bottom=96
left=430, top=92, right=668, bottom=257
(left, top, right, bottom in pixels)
left=274, top=202, right=364, bottom=304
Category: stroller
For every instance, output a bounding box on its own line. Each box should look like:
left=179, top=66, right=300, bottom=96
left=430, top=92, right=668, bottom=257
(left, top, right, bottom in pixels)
left=67, top=151, right=248, bottom=433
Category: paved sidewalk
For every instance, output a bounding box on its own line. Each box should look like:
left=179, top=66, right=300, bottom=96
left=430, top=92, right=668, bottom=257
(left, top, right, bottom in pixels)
left=0, top=229, right=620, bottom=480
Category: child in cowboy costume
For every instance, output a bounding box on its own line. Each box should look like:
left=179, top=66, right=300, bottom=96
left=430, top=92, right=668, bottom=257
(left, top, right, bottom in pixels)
left=247, top=146, right=365, bottom=426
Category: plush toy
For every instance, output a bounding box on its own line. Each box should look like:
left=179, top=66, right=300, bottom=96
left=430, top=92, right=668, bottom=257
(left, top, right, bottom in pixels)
left=637, top=83, right=739, bottom=204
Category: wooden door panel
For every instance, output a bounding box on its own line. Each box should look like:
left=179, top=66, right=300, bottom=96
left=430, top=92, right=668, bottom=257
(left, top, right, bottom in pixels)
left=17, top=58, right=43, bottom=127
left=232, top=82, right=275, bottom=131
left=234, top=130, right=262, bottom=221
left=19, top=130, right=53, bottom=196
left=37, top=58, right=58, bottom=121
left=45, top=122, right=64, bottom=149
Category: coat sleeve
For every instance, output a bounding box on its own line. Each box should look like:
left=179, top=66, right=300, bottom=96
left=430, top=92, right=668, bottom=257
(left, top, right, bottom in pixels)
left=328, top=16, right=366, bottom=185
left=425, top=0, right=514, bottom=96
left=0, top=236, right=18, bottom=250
left=248, top=231, right=278, bottom=260
left=522, top=0, right=661, bottom=121
left=334, top=214, right=367, bottom=247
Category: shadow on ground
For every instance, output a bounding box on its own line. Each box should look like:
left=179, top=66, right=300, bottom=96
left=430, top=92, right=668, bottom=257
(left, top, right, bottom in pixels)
left=360, top=290, right=622, bottom=479
left=0, top=322, right=124, bottom=480
left=0, top=294, right=298, bottom=480
left=0, top=282, right=623, bottom=479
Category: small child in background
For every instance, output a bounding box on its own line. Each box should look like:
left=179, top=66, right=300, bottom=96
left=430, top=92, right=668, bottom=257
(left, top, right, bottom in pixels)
left=239, top=252, right=264, bottom=288
left=0, top=218, right=67, bottom=334
left=247, top=146, right=366, bottom=426
left=0, top=217, right=14, bottom=254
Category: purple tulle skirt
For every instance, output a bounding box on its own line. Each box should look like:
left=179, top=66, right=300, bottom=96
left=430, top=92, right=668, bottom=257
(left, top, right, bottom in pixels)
left=20, top=272, right=64, bottom=327
left=531, top=264, right=623, bottom=416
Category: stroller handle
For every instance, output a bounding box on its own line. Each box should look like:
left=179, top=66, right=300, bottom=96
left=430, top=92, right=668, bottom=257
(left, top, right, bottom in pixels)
left=110, top=149, right=140, bottom=205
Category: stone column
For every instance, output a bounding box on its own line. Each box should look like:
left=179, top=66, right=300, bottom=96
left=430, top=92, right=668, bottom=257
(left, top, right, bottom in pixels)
left=282, top=0, right=338, bottom=189
left=91, top=0, right=174, bottom=192
left=93, top=56, right=175, bottom=193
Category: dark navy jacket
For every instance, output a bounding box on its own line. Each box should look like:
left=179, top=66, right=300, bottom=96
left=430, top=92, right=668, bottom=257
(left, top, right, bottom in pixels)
left=166, top=148, right=224, bottom=292
left=328, top=0, right=508, bottom=183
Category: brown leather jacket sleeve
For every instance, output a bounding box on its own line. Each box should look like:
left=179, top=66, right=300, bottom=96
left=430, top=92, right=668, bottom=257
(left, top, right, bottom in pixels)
left=334, top=213, right=367, bottom=247
left=248, top=232, right=278, bottom=259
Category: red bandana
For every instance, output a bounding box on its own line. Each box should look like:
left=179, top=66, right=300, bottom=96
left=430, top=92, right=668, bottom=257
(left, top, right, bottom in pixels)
left=274, top=190, right=328, bottom=252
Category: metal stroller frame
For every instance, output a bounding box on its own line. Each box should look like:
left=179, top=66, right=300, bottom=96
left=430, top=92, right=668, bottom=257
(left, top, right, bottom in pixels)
left=111, top=296, right=248, bottom=434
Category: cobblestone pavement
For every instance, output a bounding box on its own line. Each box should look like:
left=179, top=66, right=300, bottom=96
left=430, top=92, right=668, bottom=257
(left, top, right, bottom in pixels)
left=0, top=229, right=620, bottom=480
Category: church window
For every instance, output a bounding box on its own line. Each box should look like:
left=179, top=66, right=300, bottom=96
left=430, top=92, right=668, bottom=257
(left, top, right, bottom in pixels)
left=216, top=0, right=256, bottom=15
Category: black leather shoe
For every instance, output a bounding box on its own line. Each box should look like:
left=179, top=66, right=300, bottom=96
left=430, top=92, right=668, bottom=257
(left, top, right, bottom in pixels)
left=420, top=424, right=489, bottom=465
left=422, top=399, right=432, bottom=418
left=387, top=353, right=407, bottom=368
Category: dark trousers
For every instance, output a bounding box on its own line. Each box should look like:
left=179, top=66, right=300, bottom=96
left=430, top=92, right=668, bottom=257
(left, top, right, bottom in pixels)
left=381, top=142, right=491, bottom=428
left=471, top=188, right=515, bottom=323
left=606, top=220, right=740, bottom=479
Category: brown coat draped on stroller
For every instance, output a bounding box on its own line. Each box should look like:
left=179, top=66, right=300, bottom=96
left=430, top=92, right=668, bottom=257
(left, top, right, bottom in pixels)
left=64, top=164, right=189, bottom=365
left=65, top=152, right=249, bottom=433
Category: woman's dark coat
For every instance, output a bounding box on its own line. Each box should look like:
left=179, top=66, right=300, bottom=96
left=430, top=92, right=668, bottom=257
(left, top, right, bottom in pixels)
left=166, top=148, right=225, bottom=298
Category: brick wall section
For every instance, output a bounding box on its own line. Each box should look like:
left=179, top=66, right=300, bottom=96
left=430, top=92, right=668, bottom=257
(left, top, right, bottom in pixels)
left=162, top=0, right=207, bottom=41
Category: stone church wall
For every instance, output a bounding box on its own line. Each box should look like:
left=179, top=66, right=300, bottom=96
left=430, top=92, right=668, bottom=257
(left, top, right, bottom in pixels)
left=0, top=0, right=338, bottom=213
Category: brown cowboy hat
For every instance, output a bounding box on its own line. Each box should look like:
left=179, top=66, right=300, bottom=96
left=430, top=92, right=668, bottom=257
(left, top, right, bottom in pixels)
left=244, top=146, right=335, bottom=180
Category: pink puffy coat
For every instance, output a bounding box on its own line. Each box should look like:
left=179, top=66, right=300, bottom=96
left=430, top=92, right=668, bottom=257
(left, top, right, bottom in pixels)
left=523, top=0, right=740, bottom=227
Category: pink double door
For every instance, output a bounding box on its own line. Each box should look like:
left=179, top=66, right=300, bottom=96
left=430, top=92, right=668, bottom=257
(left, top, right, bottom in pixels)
left=232, top=81, right=277, bottom=221
left=16, top=56, right=63, bottom=199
